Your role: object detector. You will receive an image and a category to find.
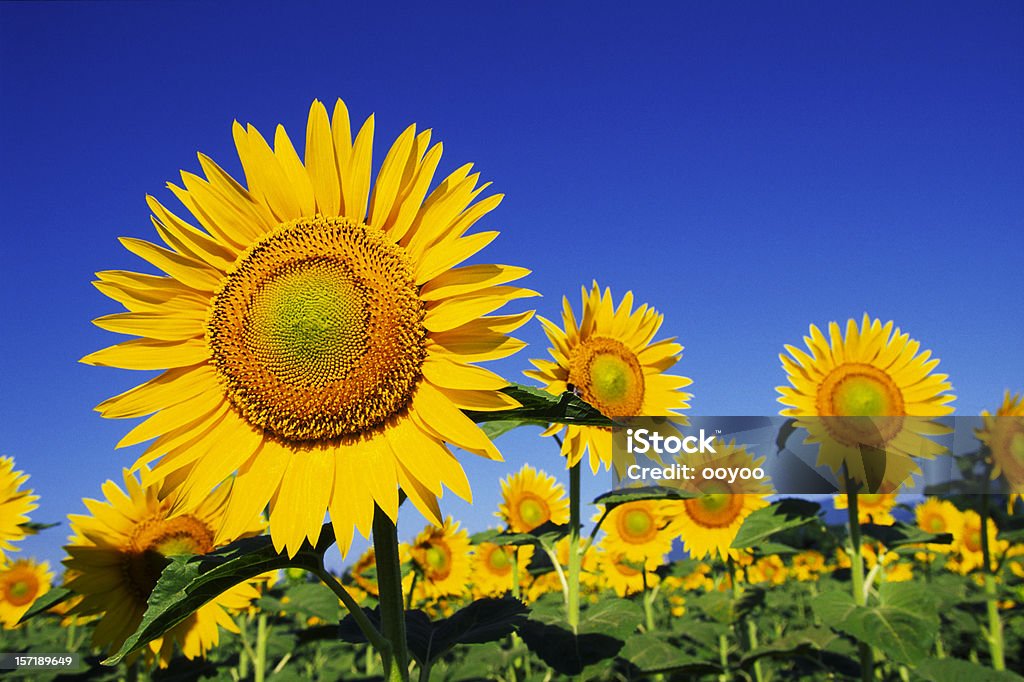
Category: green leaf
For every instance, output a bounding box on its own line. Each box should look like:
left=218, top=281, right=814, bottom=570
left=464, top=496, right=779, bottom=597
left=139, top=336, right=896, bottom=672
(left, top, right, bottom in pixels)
left=279, top=582, right=342, bottom=622
left=811, top=582, right=938, bottom=666
left=19, top=521, right=60, bottom=534
left=339, top=597, right=528, bottom=665
left=618, top=632, right=722, bottom=675
left=520, top=597, right=643, bottom=676
left=915, top=657, right=1024, bottom=682
left=464, top=384, right=615, bottom=428
left=103, top=524, right=336, bottom=665
left=861, top=521, right=952, bottom=548
left=592, top=486, right=696, bottom=509
left=739, top=627, right=837, bottom=668
left=470, top=521, right=569, bottom=547
left=731, top=498, right=821, bottom=549
left=17, top=586, right=75, bottom=624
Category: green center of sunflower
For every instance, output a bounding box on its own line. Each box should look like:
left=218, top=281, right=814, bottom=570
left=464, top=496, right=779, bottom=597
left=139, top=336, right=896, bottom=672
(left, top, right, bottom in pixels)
left=619, top=507, right=657, bottom=543
left=817, top=363, right=905, bottom=447
left=208, top=216, right=427, bottom=442
left=568, top=337, right=645, bottom=416
left=517, top=495, right=549, bottom=529
left=684, top=490, right=745, bottom=529
left=125, top=515, right=215, bottom=599
left=5, top=576, right=36, bottom=606
left=426, top=547, right=448, bottom=570
left=487, top=547, right=512, bottom=573
left=928, top=516, right=945, bottom=532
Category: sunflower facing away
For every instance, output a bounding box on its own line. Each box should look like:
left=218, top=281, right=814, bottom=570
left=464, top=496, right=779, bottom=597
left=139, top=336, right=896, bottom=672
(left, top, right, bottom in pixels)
left=977, top=390, right=1024, bottom=496
left=0, top=558, right=53, bottom=628
left=0, top=456, right=38, bottom=561
left=667, top=439, right=772, bottom=561
left=63, top=469, right=264, bottom=666
left=497, top=464, right=569, bottom=533
left=525, top=283, right=692, bottom=474
left=82, top=99, right=535, bottom=557
left=777, top=314, right=955, bottom=489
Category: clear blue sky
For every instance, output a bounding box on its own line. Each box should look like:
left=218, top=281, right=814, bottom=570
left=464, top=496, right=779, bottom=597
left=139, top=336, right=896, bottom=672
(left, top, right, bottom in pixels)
left=2, top=1, right=1021, bottom=570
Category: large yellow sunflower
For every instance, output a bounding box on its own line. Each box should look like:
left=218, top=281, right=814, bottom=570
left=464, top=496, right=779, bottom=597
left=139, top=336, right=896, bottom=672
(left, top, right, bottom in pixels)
left=777, top=314, right=955, bottom=488
left=82, top=99, right=534, bottom=557
left=0, top=457, right=38, bottom=561
left=596, top=499, right=676, bottom=562
left=497, top=464, right=569, bottom=533
left=405, top=517, right=472, bottom=601
left=63, top=469, right=264, bottom=667
left=0, top=558, right=53, bottom=628
left=524, top=283, right=692, bottom=474
left=667, top=439, right=772, bottom=561
left=977, top=391, right=1024, bottom=496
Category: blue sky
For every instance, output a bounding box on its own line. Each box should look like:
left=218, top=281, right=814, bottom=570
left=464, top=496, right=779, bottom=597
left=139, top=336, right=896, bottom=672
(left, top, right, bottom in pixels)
left=1, top=1, right=1021, bottom=570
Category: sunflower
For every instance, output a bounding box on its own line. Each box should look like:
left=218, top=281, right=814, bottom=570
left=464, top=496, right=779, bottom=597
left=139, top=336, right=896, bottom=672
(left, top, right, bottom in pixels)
left=0, top=457, right=38, bottom=561
left=597, top=499, right=676, bottom=562
left=0, top=558, right=53, bottom=628
left=82, top=99, right=534, bottom=558
left=63, top=469, right=264, bottom=667
left=777, top=314, right=955, bottom=489
left=950, top=510, right=1007, bottom=575
left=596, top=538, right=662, bottom=597
left=524, top=283, right=692, bottom=474
left=497, top=464, right=569, bottom=533
left=977, top=391, right=1024, bottom=496
left=405, top=517, right=472, bottom=601
left=667, top=439, right=772, bottom=561
left=791, top=550, right=827, bottom=581
left=349, top=546, right=379, bottom=597
left=747, top=555, right=787, bottom=585
left=833, top=492, right=898, bottom=525
left=471, top=542, right=534, bottom=597
left=914, top=497, right=963, bottom=556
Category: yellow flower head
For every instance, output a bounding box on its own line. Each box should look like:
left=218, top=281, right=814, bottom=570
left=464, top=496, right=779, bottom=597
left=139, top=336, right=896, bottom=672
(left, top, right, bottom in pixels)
left=597, top=499, right=676, bottom=562
left=595, top=537, right=662, bottom=597
left=977, top=391, right=1024, bottom=495
left=0, top=457, right=38, bottom=561
left=777, top=315, right=955, bottom=489
left=791, top=550, right=827, bottom=581
left=525, top=283, right=692, bottom=474
left=666, top=440, right=772, bottom=561
left=406, top=517, right=472, bottom=601
left=950, top=509, right=1007, bottom=574
left=82, top=99, right=535, bottom=558
left=63, top=469, right=264, bottom=667
left=0, top=558, right=53, bottom=628
left=349, top=547, right=379, bottom=597
left=913, top=498, right=963, bottom=555
left=471, top=543, right=534, bottom=597
left=747, top=555, right=788, bottom=585
left=497, top=464, right=569, bottom=533
left=833, top=492, right=898, bottom=525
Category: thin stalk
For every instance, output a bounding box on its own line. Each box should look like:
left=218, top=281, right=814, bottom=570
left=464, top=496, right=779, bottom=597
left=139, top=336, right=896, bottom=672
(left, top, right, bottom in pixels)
left=373, top=504, right=410, bottom=682
left=845, top=480, right=874, bottom=682
left=980, top=489, right=1005, bottom=671
left=543, top=545, right=570, bottom=603
left=235, top=614, right=254, bottom=680
left=254, top=613, right=268, bottom=682
left=718, top=632, right=730, bottom=682
left=567, top=459, right=582, bottom=632
left=313, top=564, right=389, bottom=655
left=729, top=558, right=764, bottom=682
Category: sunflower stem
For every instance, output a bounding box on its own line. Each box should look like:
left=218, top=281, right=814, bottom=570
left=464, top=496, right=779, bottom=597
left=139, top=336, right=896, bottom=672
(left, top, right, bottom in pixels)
left=567, top=459, right=582, bottom=632
left=254, top=613, right=268, bottom=682
left=845, top=477, right=874, bottom=682
left=980, top=487, right=1005, bottom=671
left=373, top=503, right=410, bottom=682
left=510, top=546, right=521, bottom=600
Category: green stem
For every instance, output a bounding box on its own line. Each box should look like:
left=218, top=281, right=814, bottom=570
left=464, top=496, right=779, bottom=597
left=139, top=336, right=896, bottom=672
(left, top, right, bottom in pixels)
left=254, top=613, right=268, bottom=682
left=235, top=614, right=254, bottom=680
left=373, top=504, right=410, bottom=682
left=642, top=575, right=656, bottom=632
left=980, top=489, right=1005, bottom=671
left=718, top=632, right=730, bottom=682
left=567, top=460, right=582, bottom=632
left=728, top=558, right=764, bottom=682
left=845, top=481, right=874, bottom=682
left=511, top=546, right=521, bottom=600
left=314, top=564, right=389, bottom=653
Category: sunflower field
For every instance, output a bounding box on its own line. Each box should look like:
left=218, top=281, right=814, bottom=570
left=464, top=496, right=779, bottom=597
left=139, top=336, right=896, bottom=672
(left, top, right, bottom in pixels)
left=2, top=100, right=1022, bottom=682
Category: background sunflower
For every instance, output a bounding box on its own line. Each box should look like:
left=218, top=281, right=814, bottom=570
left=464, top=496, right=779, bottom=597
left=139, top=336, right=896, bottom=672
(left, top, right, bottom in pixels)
left=0, top=557, right=52, bottom=628
left=525, top=282, right=692, bottom=474
left=0, top=456, right=37, bottom=561
left=497, top=464, right=569, bottom=533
